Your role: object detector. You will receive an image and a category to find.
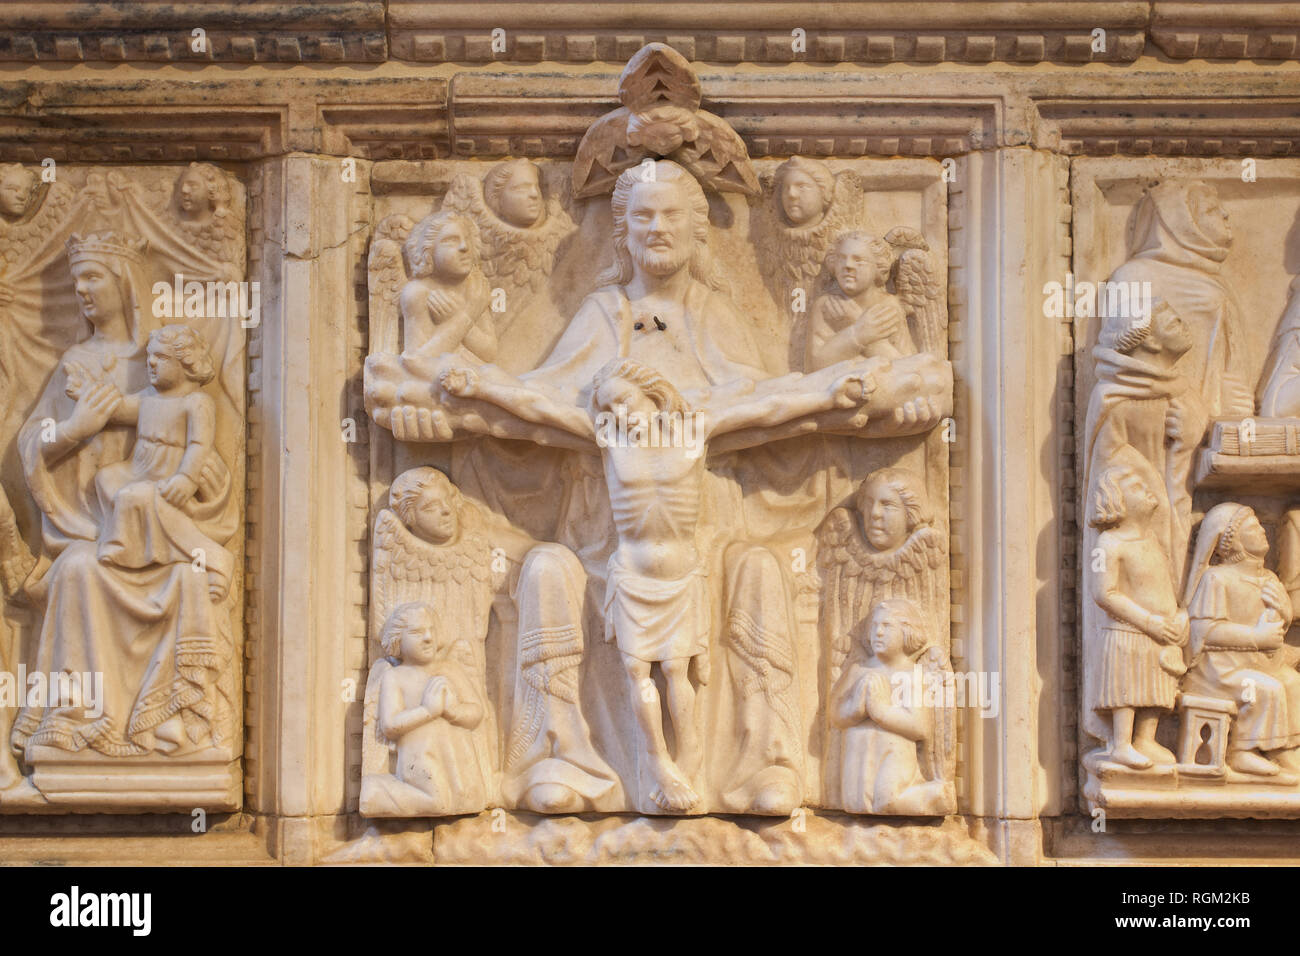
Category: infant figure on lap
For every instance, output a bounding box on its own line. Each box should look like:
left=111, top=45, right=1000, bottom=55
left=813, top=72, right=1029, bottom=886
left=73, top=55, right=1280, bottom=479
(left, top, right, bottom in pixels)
left=69, top=323, right=232, bottom=601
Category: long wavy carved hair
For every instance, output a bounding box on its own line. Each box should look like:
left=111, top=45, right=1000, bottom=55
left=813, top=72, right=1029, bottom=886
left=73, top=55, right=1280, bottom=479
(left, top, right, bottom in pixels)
left=595, top=160, right=728, bottom=295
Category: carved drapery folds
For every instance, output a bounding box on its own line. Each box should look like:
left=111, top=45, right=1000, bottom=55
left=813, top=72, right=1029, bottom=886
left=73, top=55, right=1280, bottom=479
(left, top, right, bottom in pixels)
left=1077, top=164, right=1300, bottom=817
left=0, top=162, right=247, bottom=811
left=362, top=46, right=955, bottom=819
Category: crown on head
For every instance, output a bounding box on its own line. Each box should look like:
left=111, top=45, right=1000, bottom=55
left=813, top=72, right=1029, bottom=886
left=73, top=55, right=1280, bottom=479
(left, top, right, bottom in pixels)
left=66, top=232, right=148, bottom=266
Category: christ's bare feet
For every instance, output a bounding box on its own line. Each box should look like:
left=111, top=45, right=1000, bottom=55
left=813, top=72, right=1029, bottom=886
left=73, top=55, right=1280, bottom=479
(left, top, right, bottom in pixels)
left=648, top=760, right=699, bottom=811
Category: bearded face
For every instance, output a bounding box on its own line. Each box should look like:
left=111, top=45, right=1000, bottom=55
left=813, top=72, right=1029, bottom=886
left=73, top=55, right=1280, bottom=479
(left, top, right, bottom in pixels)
left=625, top=181, right=695, bottom=278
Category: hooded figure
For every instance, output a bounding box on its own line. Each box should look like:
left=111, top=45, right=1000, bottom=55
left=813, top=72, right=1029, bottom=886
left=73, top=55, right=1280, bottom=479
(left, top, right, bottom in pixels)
left=1107, top=180, right=1249, bottom=422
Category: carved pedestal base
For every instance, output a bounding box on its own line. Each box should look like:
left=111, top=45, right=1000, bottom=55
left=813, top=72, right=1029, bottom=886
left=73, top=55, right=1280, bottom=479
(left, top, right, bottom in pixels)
left=329, top=811, right=996, bottom=865
left=1084, top=751, right=1300, bottom=819
left=20, top=747, right=239, bottom=812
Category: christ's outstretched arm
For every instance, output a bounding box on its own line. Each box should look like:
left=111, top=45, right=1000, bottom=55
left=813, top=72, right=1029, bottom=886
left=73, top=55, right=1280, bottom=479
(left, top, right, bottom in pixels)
left=701, top=366, right=877, bottom=439
left=440, top=365, right=596, bottom=443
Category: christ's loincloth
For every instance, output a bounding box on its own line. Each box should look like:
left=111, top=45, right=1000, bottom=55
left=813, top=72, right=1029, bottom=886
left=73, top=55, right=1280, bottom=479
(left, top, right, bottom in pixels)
left=603, top=553, right=710, bottom=663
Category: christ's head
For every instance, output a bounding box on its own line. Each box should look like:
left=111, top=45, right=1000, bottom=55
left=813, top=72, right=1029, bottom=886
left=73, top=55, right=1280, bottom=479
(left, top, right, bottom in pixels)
left=591, top=357, right=687, bottom=418
left=597, top=160, right=725, bottom=293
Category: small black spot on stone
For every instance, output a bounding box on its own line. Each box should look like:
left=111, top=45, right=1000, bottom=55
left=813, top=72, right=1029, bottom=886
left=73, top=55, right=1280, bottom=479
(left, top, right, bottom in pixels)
left=634, top=321, right=644, bottom=330
left=653, top=315, right=667, bottom=331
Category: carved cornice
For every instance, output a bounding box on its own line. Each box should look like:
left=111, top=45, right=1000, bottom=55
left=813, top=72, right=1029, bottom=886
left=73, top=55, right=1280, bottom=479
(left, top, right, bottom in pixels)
left=1151, top=1, right=1300, bottom=59
left=2, top=71, right=1300, bottom=163
left=1030, top=72, right=1300, bottom=157
left=392, top=1, right=1147, bottom=64
left=0, top=78, right=448, bottom=163
left=8, top=2, right=1300, bottom=65
left=0, top=2, right=386, bottom=62
left=450, top=71, right=1011, bottom=159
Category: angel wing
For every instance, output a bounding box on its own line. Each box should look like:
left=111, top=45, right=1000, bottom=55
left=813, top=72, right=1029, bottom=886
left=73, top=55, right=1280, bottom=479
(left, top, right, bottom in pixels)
left=816, top=507, right=869, bottom=682
left=831, top=171, right=869, bottom=232
left=761, top=170, right=866, bottom=306
left=443, top=172, right=575, bottom=297
left=0, top=179, right=76, bottom=272
left=817, top=508, right=948, bottom=681
left=371, top=507, right=490, bottom=634
left=367, top=214, right=415, bottom=355
left=0, top=482, right=34, bottom=598
left=917, top=649, right=956, bottom=785
left=440, top=172, right=483, bottom=222
left=887, top=227, right=947, bottom=355
left=361, top=657, right=395, bottom=778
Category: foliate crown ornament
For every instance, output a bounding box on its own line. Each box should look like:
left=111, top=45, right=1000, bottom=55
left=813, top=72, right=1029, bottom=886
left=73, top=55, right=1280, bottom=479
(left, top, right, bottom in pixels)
left=572, top=42, right=759, bottom=199
left=66, top=231, right=149, bottom=265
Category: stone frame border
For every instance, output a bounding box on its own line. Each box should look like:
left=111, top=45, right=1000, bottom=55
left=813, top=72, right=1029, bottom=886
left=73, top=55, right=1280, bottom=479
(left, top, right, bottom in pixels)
left=0, top=59, right=1297, bottom=862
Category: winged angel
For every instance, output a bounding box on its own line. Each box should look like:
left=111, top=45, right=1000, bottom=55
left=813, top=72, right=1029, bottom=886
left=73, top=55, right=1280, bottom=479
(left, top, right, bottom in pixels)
left=367, top=161, right=574, bottom=361
left=816, top=467, right=954, bottom=812
left=441, top=159, right=575, bottom=300
left=360, top=466, right=618, bottom=815
left=758, top=157, right=869, bottom=320
left=360, top=467, right=499, bottom=816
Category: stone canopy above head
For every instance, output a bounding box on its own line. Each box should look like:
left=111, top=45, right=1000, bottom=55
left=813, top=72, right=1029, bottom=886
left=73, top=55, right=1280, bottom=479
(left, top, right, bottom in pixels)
left=572, top=43, right=760, bottom=199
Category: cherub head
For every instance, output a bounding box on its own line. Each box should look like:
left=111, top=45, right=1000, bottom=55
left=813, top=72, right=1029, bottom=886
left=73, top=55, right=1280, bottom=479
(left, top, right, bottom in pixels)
left=1089, top=464, right=1158, bottom=530
left=381, top=601, right=442, bottom=665
left=484, top=159, right=544, bottom=228
left=863, top=598, right=929, bottom=668
left=389, top=466, right=461, bottom=545
left=826, top=231, right=892, bottom=296
left=854, top=467, right=929, bottom=553
left=173, top=163, right=230, bottom=223
left=405, top=210, right=478, bottom=282
left=0, top=163, right=37, bottom=220
left=147, top=324, right=216, bottom=393
left=774, top=156, right=835, bottom=228
left=591, top=357, right=688, bottom=418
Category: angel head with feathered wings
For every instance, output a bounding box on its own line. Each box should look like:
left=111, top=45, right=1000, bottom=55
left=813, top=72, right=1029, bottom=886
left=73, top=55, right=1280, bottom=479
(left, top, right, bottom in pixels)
left=369, top=467, right=495, bottom=645
left=441, top=159, right=575, bottom=297
left=0, top=164, right=38, bottom=223
left=817, top=467, right=947, bottom=683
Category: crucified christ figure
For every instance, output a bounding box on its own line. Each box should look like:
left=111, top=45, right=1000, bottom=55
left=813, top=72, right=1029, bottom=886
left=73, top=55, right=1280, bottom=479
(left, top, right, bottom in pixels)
left=439, top=356, right=875, bottom=811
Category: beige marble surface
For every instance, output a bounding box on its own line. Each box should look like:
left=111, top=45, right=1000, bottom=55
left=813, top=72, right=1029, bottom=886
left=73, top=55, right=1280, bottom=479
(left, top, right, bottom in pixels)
left=0, top=3, right=1298, bottom=865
